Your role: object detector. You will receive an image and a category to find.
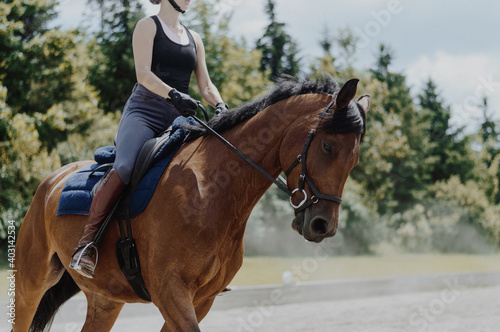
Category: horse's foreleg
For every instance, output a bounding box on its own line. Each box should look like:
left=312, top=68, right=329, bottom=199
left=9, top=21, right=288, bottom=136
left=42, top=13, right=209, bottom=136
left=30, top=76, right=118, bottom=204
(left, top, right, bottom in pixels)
left=155, top=286, right=201, bottom=332
left=194, top=297, right=216, bottom=323
left=81, top=292, right=124, bottom=332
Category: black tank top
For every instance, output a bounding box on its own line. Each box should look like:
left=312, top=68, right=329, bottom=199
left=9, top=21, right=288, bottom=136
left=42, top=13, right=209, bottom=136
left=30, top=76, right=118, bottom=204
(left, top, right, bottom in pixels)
left=150, top=15, right=197, bottom=94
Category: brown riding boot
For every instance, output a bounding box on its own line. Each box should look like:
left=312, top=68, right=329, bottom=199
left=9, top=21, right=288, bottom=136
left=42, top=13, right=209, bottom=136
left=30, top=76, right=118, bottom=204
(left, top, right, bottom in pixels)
left=69, top=168, right=126, bottom=278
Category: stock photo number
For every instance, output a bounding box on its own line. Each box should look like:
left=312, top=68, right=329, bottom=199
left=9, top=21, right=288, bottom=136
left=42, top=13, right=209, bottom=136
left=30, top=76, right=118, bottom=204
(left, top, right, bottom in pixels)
left=7, top=219, right=16, bottom=325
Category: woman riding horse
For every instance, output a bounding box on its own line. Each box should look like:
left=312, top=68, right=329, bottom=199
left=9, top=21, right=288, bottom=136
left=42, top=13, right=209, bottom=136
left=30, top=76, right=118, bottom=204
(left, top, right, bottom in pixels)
left=16, top=74, right=369, bottom=331
left=69, top=0, right=228, bottom=278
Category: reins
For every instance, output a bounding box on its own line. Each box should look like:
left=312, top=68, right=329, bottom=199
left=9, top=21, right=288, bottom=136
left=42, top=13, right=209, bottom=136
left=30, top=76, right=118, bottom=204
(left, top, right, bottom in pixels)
left=192, top=99, right=342, bottom=214
left=192, top=107, right=293, bottom=196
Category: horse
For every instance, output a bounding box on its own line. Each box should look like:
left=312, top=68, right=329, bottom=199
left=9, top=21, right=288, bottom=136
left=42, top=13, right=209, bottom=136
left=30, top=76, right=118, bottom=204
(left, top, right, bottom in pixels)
left=14, top=75, right=369, bottom=331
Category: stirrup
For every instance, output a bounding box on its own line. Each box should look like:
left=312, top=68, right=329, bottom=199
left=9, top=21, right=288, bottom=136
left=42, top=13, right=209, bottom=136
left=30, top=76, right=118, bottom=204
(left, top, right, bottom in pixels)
left=69, top=242, right=99, bottom=278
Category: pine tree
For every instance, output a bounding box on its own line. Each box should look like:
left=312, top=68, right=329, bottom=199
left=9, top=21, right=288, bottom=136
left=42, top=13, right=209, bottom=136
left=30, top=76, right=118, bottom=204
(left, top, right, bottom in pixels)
left=418, top=79, right=474, bottom=182
left=0, top=0, right=75, bottom=116
left=479, top=97, right=499, bottom=149
left=367, top=44, right=434, bottom=210
left=183, top=0, right=270, bottom=112
left=256, top=0, right=300, bottom=81
left=477, top=97, right=500, bottom=203
left=371, top=44, right=392, bottom=83
left=87, top=0, right=144, bottom=113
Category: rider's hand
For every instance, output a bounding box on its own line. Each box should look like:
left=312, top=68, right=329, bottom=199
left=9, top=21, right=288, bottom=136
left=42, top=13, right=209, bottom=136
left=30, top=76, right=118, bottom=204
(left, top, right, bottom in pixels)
left=214, top=102, right=229, bottom=116
left=168, top=88, right=199, bottom=117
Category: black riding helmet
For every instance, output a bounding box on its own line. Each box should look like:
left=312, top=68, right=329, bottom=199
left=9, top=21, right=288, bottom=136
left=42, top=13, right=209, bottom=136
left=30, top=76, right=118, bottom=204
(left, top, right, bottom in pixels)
left=169, top=0, right=185, bottom=13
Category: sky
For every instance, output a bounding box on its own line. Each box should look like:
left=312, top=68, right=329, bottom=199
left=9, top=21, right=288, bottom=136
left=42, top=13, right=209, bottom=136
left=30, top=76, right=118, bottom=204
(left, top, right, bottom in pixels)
left=54, top=0, right=500, bottom=132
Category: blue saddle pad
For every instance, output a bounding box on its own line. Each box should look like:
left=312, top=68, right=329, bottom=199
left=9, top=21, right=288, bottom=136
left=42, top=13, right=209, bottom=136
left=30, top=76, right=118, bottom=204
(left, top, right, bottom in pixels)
left=57, top=116, right=195, bottom=218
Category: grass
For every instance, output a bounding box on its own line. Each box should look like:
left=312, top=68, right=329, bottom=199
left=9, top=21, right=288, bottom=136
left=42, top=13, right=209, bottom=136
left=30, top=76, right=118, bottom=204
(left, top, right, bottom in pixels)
left=1, top=254, right=499, bottom=301
left=229, top=254, right=500, bottom=286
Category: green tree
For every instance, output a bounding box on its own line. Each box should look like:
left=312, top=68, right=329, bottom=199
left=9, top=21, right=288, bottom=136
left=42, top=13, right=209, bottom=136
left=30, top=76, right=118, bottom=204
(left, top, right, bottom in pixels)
left=335, top=27, right=359, bottom=78
left=367, top=45, right=454, bottom=212
left=184, top=0, right=270, bottom=112
left=478, top=97, right=499, bottom=162
left=0, top=0, right=77, bottom=148
left=87, top=0, right=144, bottom=113
left=0, top=82, right=62, bottom=227
left=0, top=0, right=116, bottom=248
left=418, top=79, right=474, bottom=182
left=256, top=0, right=300, bottom=81
left=0, top=0, right=74, bottom=115
left=371, top=44, right=415, bottom=117
left=310, top=26, right=361, bottom=82
left=309, top=26, right=337, bottom=79
left=371, top=43, right=392, bottom=83
left=474, top=97, right=500, bottom=204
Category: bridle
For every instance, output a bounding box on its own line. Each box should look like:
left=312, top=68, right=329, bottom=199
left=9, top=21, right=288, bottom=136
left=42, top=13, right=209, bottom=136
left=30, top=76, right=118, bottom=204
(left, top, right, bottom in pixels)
left=281, top=98, right=342, bottom=214
left=192, top=98, right=342, bottom=215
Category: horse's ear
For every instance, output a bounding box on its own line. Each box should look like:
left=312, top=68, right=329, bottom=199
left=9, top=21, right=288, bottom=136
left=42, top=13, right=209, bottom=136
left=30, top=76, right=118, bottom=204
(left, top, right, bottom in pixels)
left=335, top=78, right=359, bottom=110
left=357, top=94, right=370, bottom=114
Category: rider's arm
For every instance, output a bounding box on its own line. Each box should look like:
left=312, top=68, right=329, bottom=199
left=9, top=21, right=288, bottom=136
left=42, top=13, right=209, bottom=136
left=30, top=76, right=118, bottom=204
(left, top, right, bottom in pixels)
left=191, top=31, right=224, bottom=108
left=132, top=17, right=173, bottom=99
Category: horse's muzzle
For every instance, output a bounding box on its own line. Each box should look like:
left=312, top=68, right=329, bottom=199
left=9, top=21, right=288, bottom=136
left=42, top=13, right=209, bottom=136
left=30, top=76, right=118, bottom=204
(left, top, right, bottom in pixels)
left=292, top=211, right=336, bottom=243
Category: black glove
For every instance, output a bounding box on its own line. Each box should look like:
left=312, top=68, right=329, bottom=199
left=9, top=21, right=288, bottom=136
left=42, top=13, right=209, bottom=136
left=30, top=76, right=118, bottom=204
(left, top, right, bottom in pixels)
left=168, top=88, right=199, bottom=117
left=215, top=102, right=228, bottom=116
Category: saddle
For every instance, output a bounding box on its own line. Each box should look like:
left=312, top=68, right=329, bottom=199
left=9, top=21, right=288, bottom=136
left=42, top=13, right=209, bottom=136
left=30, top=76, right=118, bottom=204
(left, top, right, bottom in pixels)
left=90, top=127, right=172, bottom=199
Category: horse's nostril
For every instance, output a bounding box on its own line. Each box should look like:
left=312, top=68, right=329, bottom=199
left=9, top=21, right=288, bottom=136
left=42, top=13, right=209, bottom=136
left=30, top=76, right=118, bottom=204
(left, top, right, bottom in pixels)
left=311, top=218, right=329, bottom=235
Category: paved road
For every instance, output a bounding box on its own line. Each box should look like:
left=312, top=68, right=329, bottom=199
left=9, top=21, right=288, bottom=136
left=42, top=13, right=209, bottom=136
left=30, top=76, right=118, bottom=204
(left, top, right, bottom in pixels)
left=3, top=271, right=500, bottom=331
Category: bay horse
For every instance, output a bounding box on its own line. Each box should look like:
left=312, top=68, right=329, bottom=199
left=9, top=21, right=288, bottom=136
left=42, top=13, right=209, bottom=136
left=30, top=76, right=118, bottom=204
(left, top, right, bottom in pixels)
left=14, top=75, right=369, bottom=331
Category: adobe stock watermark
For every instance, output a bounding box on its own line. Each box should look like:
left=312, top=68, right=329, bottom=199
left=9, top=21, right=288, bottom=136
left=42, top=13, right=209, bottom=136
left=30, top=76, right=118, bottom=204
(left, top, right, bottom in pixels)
left=6, top=219, right=17, bottom=325
left=236, top=240, right=339, bottom=332
left=354, top=0, right=404, bottom=50
left=453, top=73, right=500, bottom=124
left=408, top=278, right=467, bottom=332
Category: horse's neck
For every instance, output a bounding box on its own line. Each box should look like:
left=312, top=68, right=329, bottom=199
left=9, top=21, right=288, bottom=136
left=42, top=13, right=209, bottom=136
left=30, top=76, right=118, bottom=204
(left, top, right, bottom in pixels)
left=201, top=94, right=330, bottom=221
left=160, top=94, right=330, bottom=233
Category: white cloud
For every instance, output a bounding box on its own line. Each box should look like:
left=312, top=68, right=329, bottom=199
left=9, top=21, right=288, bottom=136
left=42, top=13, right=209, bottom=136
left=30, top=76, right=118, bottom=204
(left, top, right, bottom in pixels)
left=405, top=51, right=500, bottom=131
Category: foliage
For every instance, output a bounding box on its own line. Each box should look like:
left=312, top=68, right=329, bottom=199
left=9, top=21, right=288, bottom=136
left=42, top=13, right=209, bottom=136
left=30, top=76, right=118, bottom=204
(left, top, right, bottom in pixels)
left=0, top=0, right=79, bottom=150
left=86, top=0, right=144, bottom=113
left=418, top=79, right=474, bottom=182
left=294, top=32, right=500, bottom=254
left=1, top=0, right=499, bottom=256
left=0, top=0, right=117, bottom=249
left=184, top=0, right=271, bottom=113
left=476, top=97, right=500, bottom=204
left=430, top=177, right=500, bottom=243
left=0, top=83, right=62, bottom=231
left=256, top=0, right=300, bottom=81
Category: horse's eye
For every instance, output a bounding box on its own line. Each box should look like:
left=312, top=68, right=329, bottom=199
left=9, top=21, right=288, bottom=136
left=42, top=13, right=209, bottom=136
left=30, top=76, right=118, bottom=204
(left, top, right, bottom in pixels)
left=322, top=142, right=332, bottom=154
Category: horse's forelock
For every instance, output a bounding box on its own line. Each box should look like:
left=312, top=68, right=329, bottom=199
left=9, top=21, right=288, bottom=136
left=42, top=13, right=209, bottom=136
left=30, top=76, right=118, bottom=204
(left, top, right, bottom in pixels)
left=320, top=100, right=366, bottom=138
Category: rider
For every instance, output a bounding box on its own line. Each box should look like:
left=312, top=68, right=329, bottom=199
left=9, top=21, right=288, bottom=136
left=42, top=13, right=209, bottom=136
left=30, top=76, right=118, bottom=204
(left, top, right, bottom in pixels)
left=70, top=0, right=229, bottom=278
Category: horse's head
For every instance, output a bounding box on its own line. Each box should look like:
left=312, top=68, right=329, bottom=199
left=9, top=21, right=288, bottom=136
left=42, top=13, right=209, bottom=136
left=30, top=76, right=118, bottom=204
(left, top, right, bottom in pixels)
left=280, top=79, right=370, bottom=243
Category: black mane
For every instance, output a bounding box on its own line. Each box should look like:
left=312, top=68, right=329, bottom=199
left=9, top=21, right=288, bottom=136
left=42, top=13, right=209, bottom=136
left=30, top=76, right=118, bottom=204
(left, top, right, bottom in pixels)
left=186, top=75, right=340, bottom=140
